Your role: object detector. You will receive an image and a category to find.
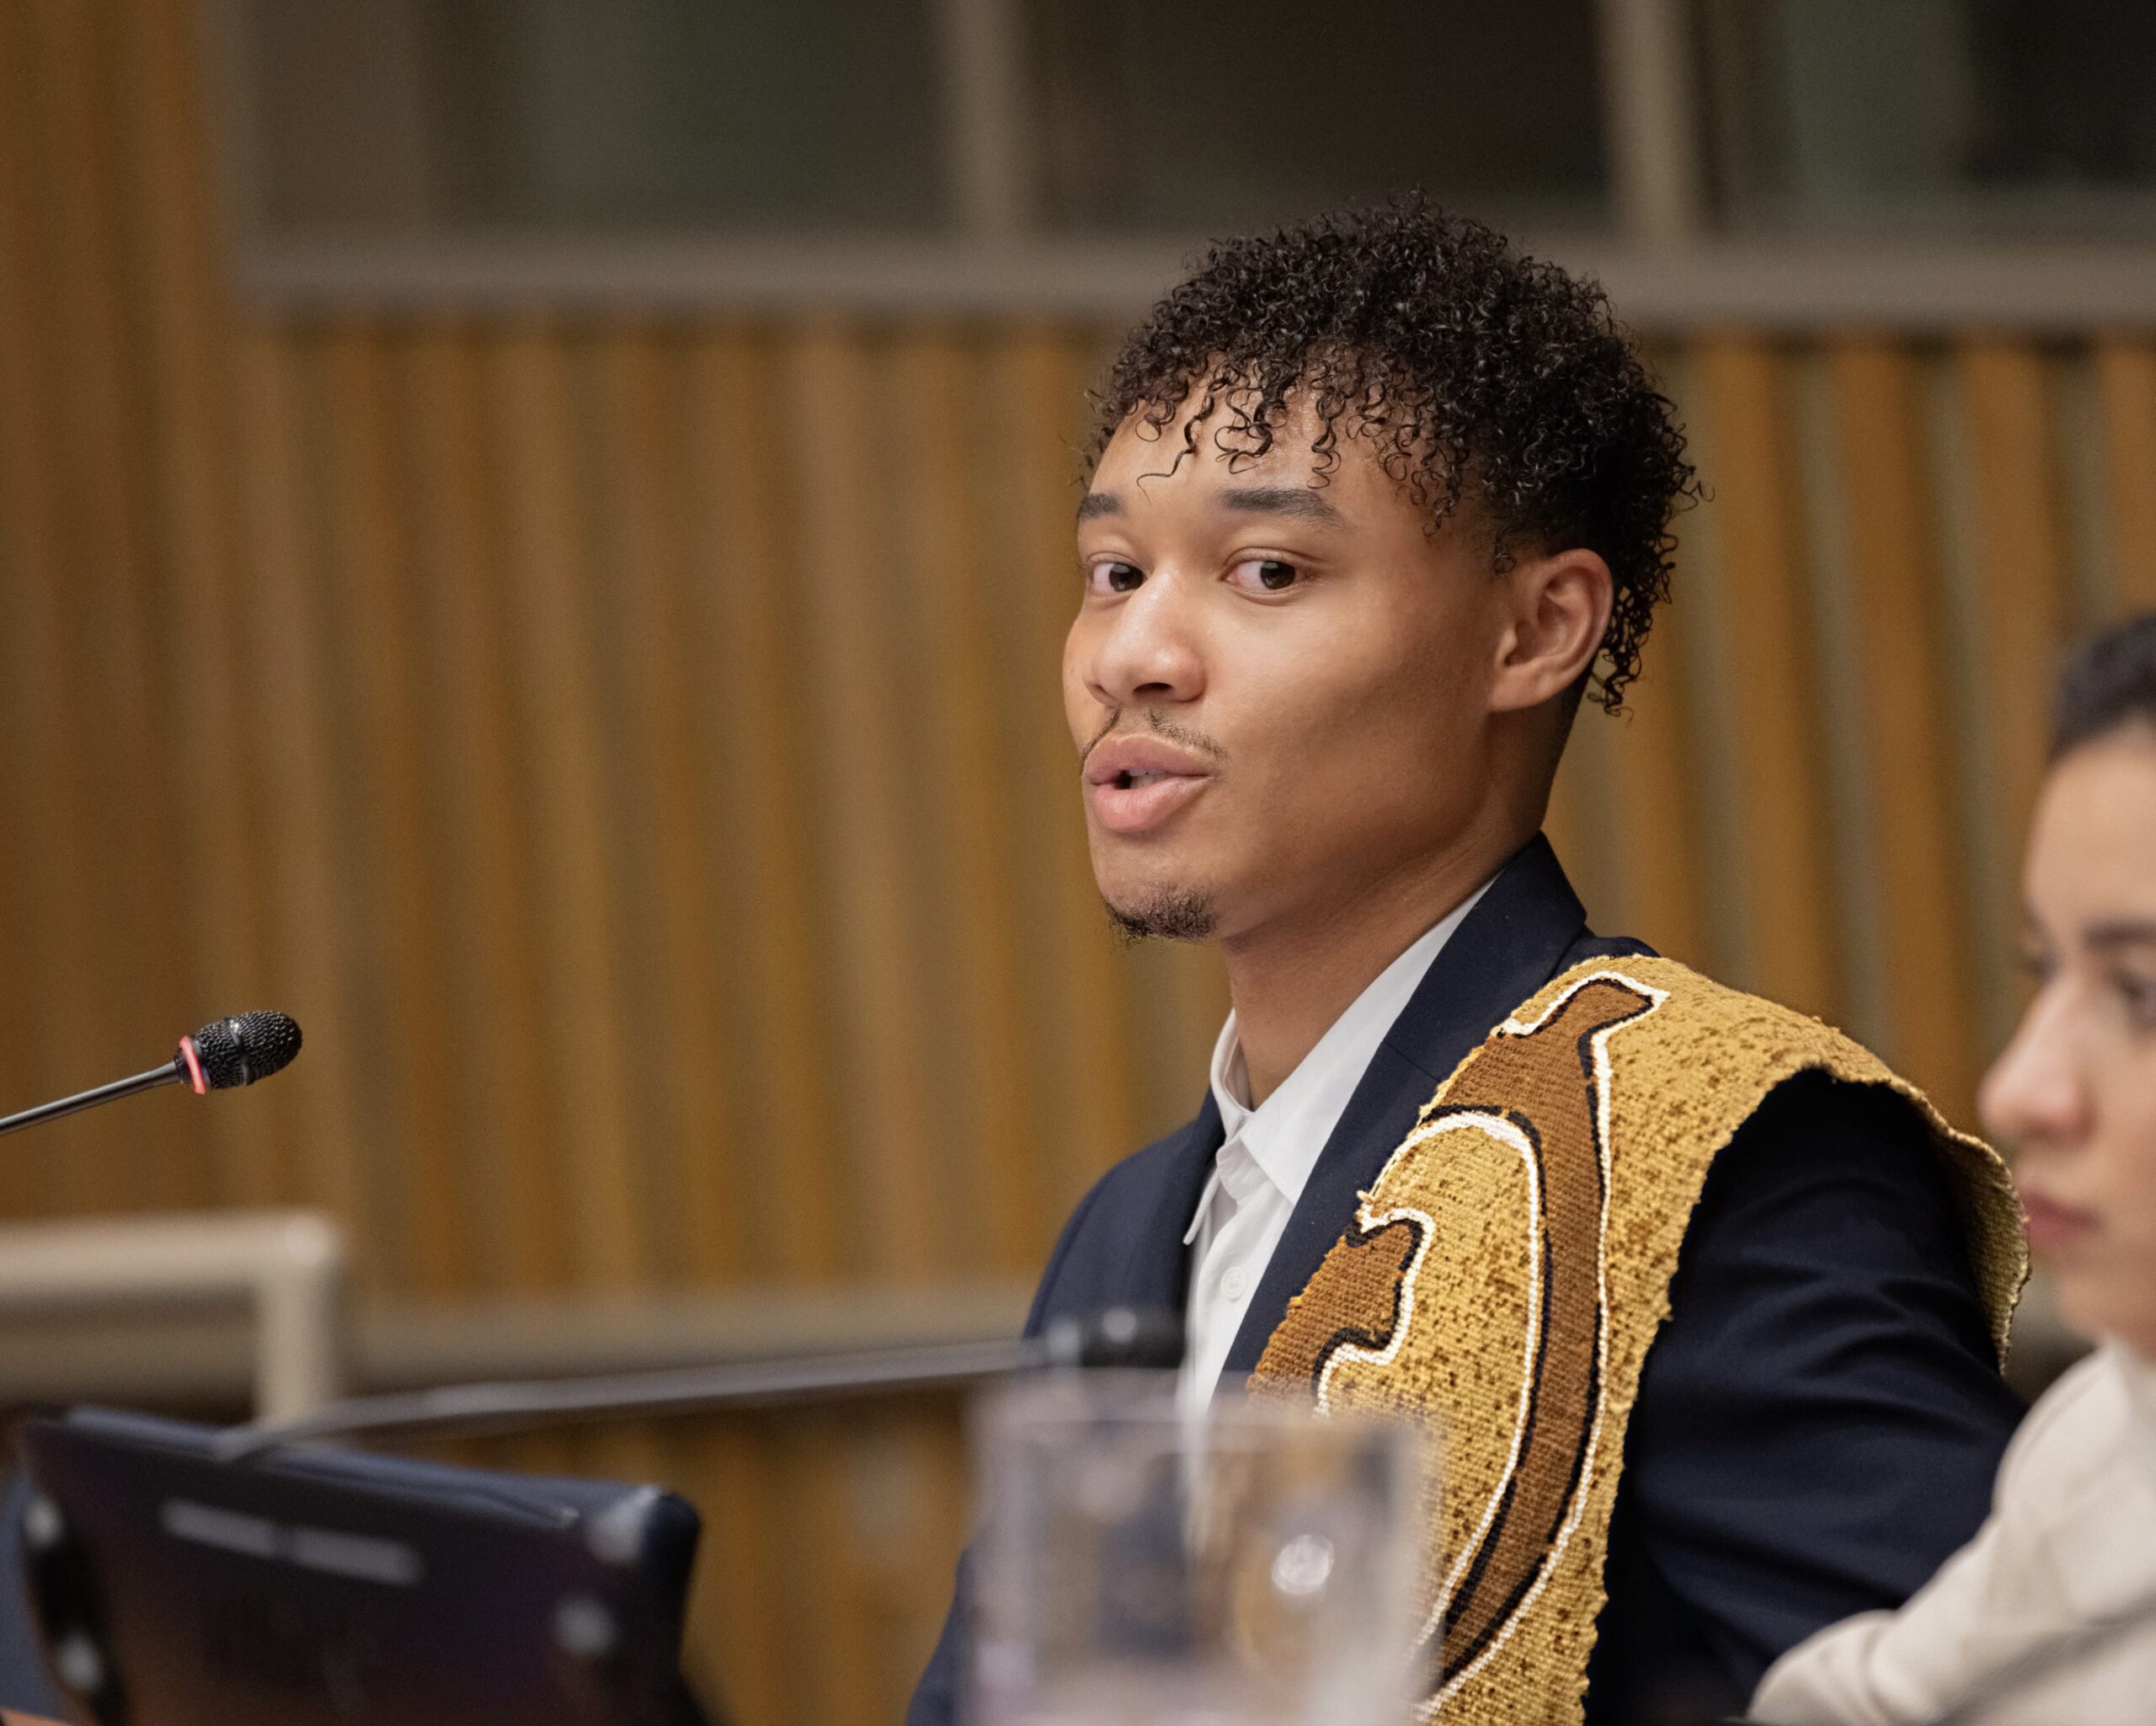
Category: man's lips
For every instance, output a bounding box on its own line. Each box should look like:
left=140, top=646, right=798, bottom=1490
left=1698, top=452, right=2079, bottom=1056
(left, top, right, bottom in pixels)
left=2020, top=1188, right=2099, bottom=1255
left=1083, top=735, right=1214, bottom=836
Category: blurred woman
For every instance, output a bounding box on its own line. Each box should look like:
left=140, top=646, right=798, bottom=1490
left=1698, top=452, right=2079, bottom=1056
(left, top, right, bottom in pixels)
left=1752, top=613, right=2156, bottom=1723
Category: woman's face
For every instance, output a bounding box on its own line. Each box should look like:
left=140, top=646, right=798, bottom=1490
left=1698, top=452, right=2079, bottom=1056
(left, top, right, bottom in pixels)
left=1981, top=724, right=2156, bottom=1355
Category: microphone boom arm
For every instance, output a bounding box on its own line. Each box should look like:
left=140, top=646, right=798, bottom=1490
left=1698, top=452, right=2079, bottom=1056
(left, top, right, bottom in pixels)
left=216, top=1306, right=1183, bottom=1461
left=0, top=1061, right=184, bottom=1138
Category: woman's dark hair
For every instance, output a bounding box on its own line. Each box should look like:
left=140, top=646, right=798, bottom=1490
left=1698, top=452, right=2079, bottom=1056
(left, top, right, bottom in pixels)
left=2052, top=612, right=2156, bottom=760
left=1091, top=197, right=1697, bottom=712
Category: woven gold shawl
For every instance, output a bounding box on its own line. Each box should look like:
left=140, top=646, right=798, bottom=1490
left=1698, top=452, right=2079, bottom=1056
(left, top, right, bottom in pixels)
left=1248, top=956, right=2025, bottom=1723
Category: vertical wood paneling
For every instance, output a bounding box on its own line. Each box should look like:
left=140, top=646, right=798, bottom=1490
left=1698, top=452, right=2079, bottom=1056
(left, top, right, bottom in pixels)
left=1826, top=343, right=1981, bottom=1117
left=232, top=334, right=376, bottom=1258
left=399, top=328, right=574, bottom=1291
left=1599, top=597, right=1710, bottom=968
left=680, top=334, right=844, bottom=1283
left=590, top=330, right=744, bottom=1285
left=892, top=331, right=1046, bottom=1274
left=785, top=1423, right=882, bottom=1726
left=122, top=0, right=287, bottom=1208
left=319, top=329, right=471, bottom=1294
left=1, top=0, right=186, bottom=1216
left=1957, top=342, right=2075, bottom=967
left=1596, top=345, right=1711, bottom=970
left=679, top=1424, right=789, bottom=1724
left=1691, top=339, right=1843, bottom=1022
left=2094, top=341, right=2156, bottom=614
left=0, top=0, right=88, bottom=1220
left=856, top=1410, right=971, bottom=1724
left=27, top=3, right=201, bottom=1212
left=486, top=331, right=652, bottom=1290
left=782, top=327, right=940, bottom=1280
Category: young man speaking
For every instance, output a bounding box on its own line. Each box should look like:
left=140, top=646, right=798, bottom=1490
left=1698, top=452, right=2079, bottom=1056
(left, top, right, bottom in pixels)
left=910, top=203, right=2025, bottom=1726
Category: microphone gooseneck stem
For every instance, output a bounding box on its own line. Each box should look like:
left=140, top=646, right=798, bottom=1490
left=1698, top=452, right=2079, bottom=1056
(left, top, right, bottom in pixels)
left=215, top=1307, right=1184, bottom=1461
left=0, top=1061, right=184, bottom=1138
left=216, top=1338, right=1035, bottom=1459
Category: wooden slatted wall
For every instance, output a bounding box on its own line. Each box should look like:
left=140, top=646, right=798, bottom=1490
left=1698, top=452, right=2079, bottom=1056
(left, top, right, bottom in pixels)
left=6, top=3, right=2156, bottom=1720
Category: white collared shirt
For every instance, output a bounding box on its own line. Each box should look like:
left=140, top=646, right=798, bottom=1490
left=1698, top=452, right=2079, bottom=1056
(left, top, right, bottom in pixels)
left=1178, top=880, right=1493, bottom=1413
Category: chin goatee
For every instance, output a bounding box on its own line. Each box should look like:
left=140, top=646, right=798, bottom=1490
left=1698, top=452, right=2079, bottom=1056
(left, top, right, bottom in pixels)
left=1105, top=890, right=1219, bottom=944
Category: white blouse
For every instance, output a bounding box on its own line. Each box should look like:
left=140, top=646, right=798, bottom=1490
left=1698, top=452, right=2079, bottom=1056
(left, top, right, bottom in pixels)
left=1751, top=1341, right=2156, bottom=1725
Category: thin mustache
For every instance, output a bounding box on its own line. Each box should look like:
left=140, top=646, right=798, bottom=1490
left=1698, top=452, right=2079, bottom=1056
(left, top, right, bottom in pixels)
left=1081, top=709, right=1228, bottom=770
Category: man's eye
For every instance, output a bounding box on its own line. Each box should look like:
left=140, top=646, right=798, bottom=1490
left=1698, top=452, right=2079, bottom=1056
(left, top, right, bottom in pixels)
left=1088, top=560, right=1144, bottom=595
left=1228, top=558, right=1301, bottom=594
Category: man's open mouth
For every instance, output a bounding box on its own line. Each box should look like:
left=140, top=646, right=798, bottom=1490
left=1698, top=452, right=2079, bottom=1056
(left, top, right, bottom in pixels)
left=1083, top=735, right=1215, bottom=835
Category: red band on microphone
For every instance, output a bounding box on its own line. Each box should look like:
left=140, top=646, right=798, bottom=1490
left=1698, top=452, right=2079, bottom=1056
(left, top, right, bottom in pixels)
left=178, top=1036, right=208, bottom=1095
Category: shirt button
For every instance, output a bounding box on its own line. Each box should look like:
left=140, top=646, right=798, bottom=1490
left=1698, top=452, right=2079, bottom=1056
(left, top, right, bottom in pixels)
left=1221, top=1265, right=1248, bottom=1301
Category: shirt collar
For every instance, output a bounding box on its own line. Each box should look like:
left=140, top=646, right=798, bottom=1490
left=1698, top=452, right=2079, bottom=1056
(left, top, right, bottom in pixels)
left=1203, top=878, right=1494, bottom=1210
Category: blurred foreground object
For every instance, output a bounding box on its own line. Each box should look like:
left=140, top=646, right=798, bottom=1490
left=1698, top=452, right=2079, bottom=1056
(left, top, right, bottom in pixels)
left=0, top=1211, right=343, bottom=1423
left=970, top=1374, right=1424, bottom=1726
left=14, top=1408, right=707, bottom=1726
left=0, top=1302, right=1172, bottom=1724
left=1750, top=1343, right=2156, bottom=1725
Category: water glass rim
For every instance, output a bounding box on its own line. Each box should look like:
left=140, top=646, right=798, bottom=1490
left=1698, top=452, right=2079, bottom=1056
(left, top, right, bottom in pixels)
left=976, top=1369, right=1430, bottom=1445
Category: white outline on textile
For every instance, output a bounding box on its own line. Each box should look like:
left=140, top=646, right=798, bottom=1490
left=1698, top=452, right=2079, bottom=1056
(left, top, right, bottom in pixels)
left=1328, top=968, right=1669, bottom=1717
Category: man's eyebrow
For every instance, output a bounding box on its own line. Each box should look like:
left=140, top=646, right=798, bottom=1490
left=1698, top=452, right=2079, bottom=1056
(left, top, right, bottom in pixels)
left=1216, top=485, right=1346, bottom=526
left=1075, top=484, right=1345, bottom=526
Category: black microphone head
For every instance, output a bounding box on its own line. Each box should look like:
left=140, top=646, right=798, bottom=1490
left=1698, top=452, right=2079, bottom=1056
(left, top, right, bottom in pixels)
left=1040, top=1306, right=1185, bottom=1371
left=183, top=1012, right=302, bottom=1091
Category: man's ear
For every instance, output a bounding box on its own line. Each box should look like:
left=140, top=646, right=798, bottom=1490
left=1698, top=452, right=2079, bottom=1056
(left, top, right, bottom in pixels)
left=1487, top=548, right=1614, bottom=715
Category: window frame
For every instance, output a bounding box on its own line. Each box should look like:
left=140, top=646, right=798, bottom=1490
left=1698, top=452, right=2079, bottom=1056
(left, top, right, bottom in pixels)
left=207, top=0, right=2156, bottom=330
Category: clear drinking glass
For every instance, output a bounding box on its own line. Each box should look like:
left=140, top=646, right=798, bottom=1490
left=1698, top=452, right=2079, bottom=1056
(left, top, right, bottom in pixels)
left=969, top=1372, right=1428, bottom=1726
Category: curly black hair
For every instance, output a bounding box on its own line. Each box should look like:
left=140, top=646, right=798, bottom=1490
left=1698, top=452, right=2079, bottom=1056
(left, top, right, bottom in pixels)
left=1091, top=198, right=1696, bottom=712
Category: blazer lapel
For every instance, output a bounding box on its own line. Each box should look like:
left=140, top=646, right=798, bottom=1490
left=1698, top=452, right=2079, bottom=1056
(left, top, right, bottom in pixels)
left=1219, top=835, right=1592, bottom=1381
left=1116, top=1094, right=1225, bottom=1316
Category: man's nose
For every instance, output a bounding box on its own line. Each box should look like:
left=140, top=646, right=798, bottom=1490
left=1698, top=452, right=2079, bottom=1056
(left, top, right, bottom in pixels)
left=1978, top=981, right=2091, bottom=1155
left=1082, top=574, right=1206, bottom=709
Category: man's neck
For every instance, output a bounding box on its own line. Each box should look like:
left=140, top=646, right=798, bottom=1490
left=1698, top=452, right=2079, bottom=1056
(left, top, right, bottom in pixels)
left=1222, top=824, right=1531, bottom=1104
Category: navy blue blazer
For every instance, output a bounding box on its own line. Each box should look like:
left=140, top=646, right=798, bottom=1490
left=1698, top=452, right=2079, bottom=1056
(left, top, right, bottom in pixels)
left=909, top=836, right=2020, bottom=1725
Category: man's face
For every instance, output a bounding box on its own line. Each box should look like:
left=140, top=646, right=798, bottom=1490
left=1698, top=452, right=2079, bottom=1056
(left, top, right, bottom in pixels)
left=1981, top=726, right=2156, bottom=1355
left=1065, top=398, right=1512, bottom=945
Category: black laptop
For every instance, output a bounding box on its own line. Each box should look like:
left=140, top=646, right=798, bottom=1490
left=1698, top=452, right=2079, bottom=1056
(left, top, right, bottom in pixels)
left=13, top=1408, right=710, bottom=1726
